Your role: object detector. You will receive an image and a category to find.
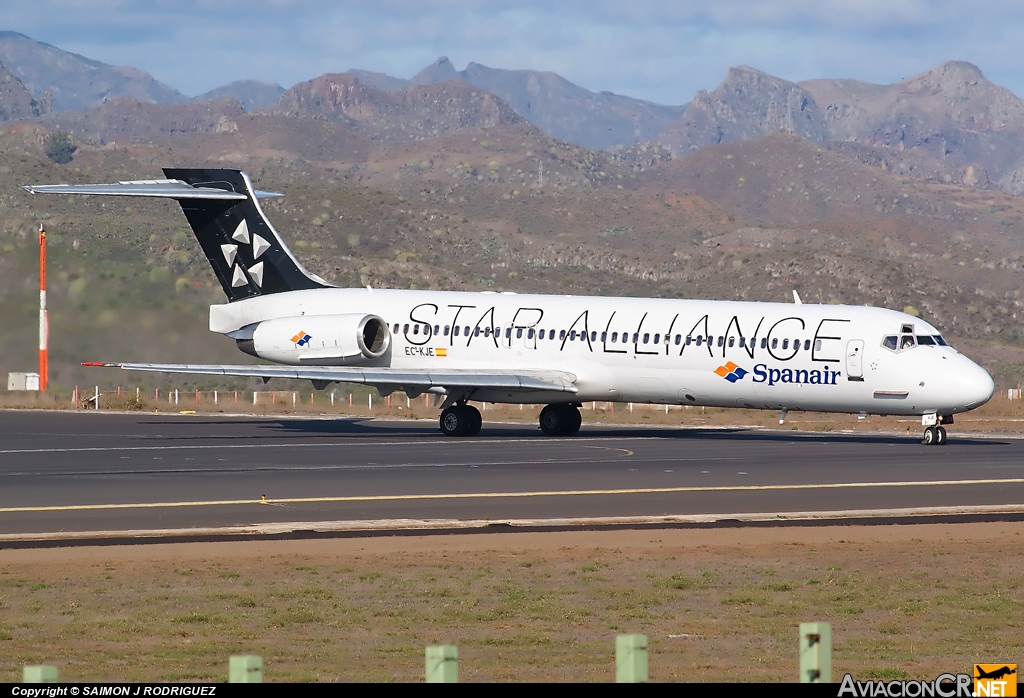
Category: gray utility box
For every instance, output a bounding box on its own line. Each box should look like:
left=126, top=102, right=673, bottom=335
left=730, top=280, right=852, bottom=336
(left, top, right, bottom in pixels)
left=8, top=372, right=40, bottom=391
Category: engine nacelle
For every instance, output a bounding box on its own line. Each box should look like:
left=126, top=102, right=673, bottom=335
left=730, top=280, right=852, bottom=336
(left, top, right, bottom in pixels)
left=236, top=314, right=391, bottom=365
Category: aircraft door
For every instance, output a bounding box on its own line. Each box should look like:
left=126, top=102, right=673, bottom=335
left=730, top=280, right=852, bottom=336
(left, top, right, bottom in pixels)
left=846, top=340, right=865, bottom=381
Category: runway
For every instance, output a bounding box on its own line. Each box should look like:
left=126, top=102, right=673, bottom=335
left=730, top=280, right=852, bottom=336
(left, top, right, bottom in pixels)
left=1, top=411, right=1023, bottom=543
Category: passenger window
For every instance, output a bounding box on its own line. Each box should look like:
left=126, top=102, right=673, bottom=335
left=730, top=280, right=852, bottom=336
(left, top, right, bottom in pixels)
left=433, top=325, right=439, bottom=336
left=675, top=335, right=682, bottom=346
left=642, top=333, right=650, bottom=344
left=465, top=326, right=471, bottom=337
left=632, top=333, right=639, bottom=343
left=539, top=329, right=545, bottom=340
left=472, top=327, right=478, bottom=337
left=771, top=338, right=778, bottom=349
left=570, top=330, right=577, bottom=340
left=804, top=339, right=810, bottom=351
left=528, top=328, right=535, bottom=339
left=403, top=324, right=410, bottom=333
left=739, top=337, right=746, bottom=348
left=591, top=331, right=597, bottom=342
left=814, top=339, right=822, bottom=352
left=444, top=325, right=450, bottom=336
left=882, top=336, right=897, bottom=350
left=601, top=332, right=607, bottom=342
left=505, top=328, right=512, bottom=339
left=559, top=330, right=566, bottom=340
left=695, top=336, right=703, bottom=346
left=653, top=333, right=660, bottom=344
left=685, top=336, right=692, bottom=345
left=728, top=337, right=735, bottom=347
left=900, top=335, right=915, bottom=350
left=916, top=335, right=936, bottom=346
left=761, top=338, right=767, bottom=349
left=717, top=336, right=724, bottom=348
left=484, top=327, right=491, bottom=337
left=453, top=326, right=460, bottom=337
left=392, top=323, right=399, bottom=334
left=783, top=339, right=789, bottom=350
left=516, top=328, right=523, bottom=339
left=611, top=332, right=618, bottom=342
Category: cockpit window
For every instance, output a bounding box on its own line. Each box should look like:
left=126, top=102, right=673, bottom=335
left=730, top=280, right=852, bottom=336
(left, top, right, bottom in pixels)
left=900, top=335, right=916, bottom=350
left=882, top=336, right=898, bottom=351
left=916, top=335, right=936, bottom=346
left=934, top=335, right=948, bottom=346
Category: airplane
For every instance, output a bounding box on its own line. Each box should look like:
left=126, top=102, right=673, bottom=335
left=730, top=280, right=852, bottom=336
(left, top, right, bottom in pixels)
left=26, top=168, right=994, bottom=444
left=975, top=666, right=1016, bottom=681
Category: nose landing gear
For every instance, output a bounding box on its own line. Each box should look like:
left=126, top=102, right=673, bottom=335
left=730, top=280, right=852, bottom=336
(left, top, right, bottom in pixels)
left=922, top=425, right=947, bottom=446
left=921, top=414, right=950, bottom=446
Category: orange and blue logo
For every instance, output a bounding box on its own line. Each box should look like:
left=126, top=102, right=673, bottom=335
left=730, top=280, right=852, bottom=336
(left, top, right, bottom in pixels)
left=291, top=331, right=312, bottom=346
left=715, top=362, right=748, bottom=383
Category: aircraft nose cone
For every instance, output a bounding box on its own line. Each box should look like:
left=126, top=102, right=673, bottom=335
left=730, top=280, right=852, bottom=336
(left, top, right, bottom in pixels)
left=956, top=359, right=994, bottom=409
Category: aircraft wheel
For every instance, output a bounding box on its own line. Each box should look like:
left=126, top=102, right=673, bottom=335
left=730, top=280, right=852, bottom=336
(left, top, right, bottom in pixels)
left=440, top=406, right=470, bottom=437
left=539, top=404, right=568, bottom=436
left=936, top=426, right=947, bottom=445
left=565, top=406, right=582, bottom=436
left=923, top=426, right=937, bottom=445
left=465, top=405, right=482, bottom=437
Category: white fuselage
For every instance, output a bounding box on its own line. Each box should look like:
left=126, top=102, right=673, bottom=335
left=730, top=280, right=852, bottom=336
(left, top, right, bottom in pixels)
left=210, top=288, right=994, bottom=417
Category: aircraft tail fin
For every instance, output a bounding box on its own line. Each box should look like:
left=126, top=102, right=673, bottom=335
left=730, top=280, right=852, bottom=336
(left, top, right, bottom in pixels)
left=26, top=168, right=331, bottom=302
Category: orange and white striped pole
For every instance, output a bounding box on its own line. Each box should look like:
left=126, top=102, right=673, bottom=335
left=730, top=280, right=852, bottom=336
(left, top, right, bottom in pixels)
left=38, top=224, right=48, bottom=391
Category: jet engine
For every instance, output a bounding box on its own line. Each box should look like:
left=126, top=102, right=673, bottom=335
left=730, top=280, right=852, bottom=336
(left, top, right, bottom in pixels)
left=234, top=314, right=391, bottom=365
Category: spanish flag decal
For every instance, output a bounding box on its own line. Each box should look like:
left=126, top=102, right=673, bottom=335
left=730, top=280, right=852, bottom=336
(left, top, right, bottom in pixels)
left=436, top=348, right=447, bottom=357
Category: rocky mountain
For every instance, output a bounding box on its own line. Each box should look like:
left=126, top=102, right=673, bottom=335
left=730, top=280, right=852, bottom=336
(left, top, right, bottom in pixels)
left=0, top=31, right=188, bottom=111
left=346, top=69, right=412, bottom=92
left=656, top=67, right=827, bottom=155
left=657, top=62, right=1024, bottom=196
left=404, top=56, right=685, bottom=150
left=37, top=97, right=246, bottom=145
left=269, top=73, right=524, bottom=141
left=194, top=80, right=285, bottom=112
left=0, top=58, right=48, bottom=121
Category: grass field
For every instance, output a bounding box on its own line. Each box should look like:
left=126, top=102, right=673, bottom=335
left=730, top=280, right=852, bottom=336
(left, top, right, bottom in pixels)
left=1, top=524, right=1022, bottom=682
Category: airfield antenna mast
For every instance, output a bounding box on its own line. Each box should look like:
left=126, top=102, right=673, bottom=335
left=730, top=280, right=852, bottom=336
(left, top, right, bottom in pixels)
left=538, top=158, right=543, bottom=189
left=38, top=224, right=48, bottom=391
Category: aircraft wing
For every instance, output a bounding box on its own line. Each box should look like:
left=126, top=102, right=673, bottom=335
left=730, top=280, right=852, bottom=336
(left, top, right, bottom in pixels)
left=85, top=362, right=578, bottom=395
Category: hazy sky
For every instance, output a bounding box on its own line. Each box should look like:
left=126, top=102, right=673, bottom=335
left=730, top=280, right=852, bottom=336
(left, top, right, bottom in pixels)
left=2, top=1, right=1023, bottom=104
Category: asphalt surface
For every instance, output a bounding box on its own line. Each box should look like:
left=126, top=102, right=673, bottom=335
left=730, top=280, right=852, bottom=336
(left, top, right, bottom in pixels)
left=0, top=411, right=1022, bottom=539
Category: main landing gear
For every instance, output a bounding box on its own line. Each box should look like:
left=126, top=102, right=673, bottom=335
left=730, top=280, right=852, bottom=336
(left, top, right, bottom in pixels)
left=439, top=404, right=482, bottom=437
left=539, top=404, right=582, bottom=436
left=922, top=426, right=947, bottom=446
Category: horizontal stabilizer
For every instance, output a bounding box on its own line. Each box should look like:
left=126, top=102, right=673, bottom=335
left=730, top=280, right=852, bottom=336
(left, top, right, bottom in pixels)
left=84, top=362, right=578, bottom=394
left=24, top=179, right=282, bottom=200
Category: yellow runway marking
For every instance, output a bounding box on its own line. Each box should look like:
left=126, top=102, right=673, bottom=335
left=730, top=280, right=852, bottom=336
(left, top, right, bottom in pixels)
left=3, top=478, right=1024, bottom=514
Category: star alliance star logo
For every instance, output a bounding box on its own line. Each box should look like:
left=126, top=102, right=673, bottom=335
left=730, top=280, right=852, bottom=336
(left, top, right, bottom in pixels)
left=714, top=361, right=748, bottom=383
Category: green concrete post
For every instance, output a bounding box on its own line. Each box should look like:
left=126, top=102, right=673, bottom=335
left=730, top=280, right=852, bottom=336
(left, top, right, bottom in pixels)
left=23, top=665, right=58, bottom=682
left=616, top=634, right=648, bottom=683
left=229, top=655, right=263, bottom=683
left=425, top=645, right=458, bottom=683
left=799, top=622, right=832, bottom=683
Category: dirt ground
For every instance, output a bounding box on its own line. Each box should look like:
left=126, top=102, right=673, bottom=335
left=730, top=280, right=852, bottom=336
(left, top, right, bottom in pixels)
left=1, top=522, right=1022, bottom=682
